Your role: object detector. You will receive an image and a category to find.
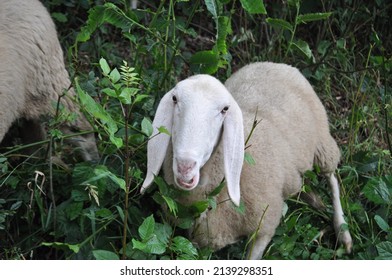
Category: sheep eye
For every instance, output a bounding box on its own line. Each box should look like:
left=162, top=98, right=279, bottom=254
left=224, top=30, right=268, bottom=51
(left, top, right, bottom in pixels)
left=172, top=95, right=177, bottom=104
left=221, top=106, right=229, bottom=114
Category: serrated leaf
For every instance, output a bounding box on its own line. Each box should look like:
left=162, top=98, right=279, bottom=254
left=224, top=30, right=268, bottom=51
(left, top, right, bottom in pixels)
left=362, top=177, right=391, bottom=205
left=139, top=215, right=155, bottom=240
left=240, top=0, right=267, bottom=14
left=297, top=12, right=332, bottom=24
left=170, top=236, right=198, bottom=259
left=374, top=215, right=390, bottom=232
left=376, top=241, right=392, bottom=260
left=132, top=236, right=166, bottom=255
left=155, top=223, right=173, bottom=245
left=99, top=58, right=111, bottom=75
left=266, top=18, right=293, bottom=32
left=141, top=117, right=153, bottom=137
left=162, top=195, right=178, bottom=217
left=93, top=250, right=119, bottom=260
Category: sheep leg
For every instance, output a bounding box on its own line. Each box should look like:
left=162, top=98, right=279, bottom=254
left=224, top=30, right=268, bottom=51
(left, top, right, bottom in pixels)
left=246, top=201, right=283, bottom=260
left=327, top=172, right=353, bottom=253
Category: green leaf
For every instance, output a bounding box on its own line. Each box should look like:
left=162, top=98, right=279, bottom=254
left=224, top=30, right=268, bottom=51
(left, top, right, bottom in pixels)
left=162, top=195, right=178, bottom=217
left=266, top=18, right=293, bottom=32
left=93, top=250, right=119, bottom=260
left=155, top=223, right=173, bottom=245
left=118, top=88, right=133, bottom=104
left=76, top=3, right=135, bottom=43
left=362, top=176, right=391, bottom=205
left=190, top=50, right=220, bottom=74
left=290, top=40, right=313, bottom=59
left=139, top=215, right=155, bottom=240
left=240, top=0, right=267, bottom=14
left=75, top=79, right=123, bottom=148
left=170, top=236, right=198, bottom=260
left=216, top=16, right=230, bottom=55
left=157, top=126, right=171, bottom=136
left=83, top=166, right=126, bottom=191
left=376, top=241, right=392, bottom=260
left=209, top=181, right=225, bottom=197
left=99, top=58, right=111, bottom=75
left=65, top=202, right=83, bottom=221
left=244, top=152, right=256, bottom=165
left=132, top=237, right=166, bottom=255
left=296, top=12, right=332, bottom=24
left=191, top=200, right=209, bottom=214
left=374, top=215, right=390, bottom=232
left=109, top=68, right=121, bottom=83
left=102, top=88, right=117, bottom=98
left=42, top=242, right=80, bottom=253
left=204, top=0, right=220, bottom=19
left=141, top=117, right=153, bottom=137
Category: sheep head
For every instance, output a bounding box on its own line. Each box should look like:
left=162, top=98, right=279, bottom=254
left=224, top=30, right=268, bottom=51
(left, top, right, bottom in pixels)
left=141, top=75, right=244, bottom=206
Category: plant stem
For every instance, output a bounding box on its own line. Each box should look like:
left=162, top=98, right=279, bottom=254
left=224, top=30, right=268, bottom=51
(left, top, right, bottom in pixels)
left=121, top=103, right=131, bottom=260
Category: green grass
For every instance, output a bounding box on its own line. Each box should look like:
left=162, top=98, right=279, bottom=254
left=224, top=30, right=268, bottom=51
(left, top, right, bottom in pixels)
left=0, top=0, right=391, bottom=260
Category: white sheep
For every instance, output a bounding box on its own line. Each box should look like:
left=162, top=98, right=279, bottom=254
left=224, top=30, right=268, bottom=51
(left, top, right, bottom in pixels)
left=141, top=62, right=353, bottom=259
left=0, top=0, right=98, bottom=161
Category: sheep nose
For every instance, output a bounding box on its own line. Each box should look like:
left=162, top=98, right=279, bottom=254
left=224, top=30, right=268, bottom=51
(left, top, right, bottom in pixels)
left=177, top=158, right=196, bottom=176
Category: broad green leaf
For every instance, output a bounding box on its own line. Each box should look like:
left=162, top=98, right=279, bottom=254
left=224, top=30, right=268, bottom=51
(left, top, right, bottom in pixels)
left=109, top=68, right=121, bottom=83
left=376, top=241, right=392, bottom=260
left=99, top=58, right=111, bottom=75
left=93, top=250, right=119, bottom=260
left=362, top=177, right=391, bottom=205
left=170, top=236, right=198, bottom=259
left=132, top=236, right=166, bottom=255
left=118, top=88, right=133, bottom=104
left=190, top=50, right=220, bottom=74
left=192, top=200, right=209, bottom=214
left=155, top=223, right=173, bottom=245
left=297, top=12, right=332, bottom=24
left=240, top=0, right=267, bottom=14
left=102, top=88, right=117, bottom=98
left=141, top=117, right=153, bottom=137
left=65, top=202, right=83, bottom=221
left=266, top=18, right=293, bottom=32
left=139, top=214, right=155, bottom=240
left=374, top=215, right=390, bottom=232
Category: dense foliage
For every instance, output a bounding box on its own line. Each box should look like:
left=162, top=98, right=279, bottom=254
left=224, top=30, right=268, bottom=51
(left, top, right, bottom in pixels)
left=0, top=0, right=391, bottom=260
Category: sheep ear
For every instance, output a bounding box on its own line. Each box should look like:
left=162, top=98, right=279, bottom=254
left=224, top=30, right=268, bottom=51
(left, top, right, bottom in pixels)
left=141, top=90, right=174, bottom=193
left=223, top=101, right=244, bottom=206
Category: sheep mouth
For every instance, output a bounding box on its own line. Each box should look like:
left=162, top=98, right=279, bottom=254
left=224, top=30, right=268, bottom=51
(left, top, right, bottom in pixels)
left=176, top=174, right=199, bottom=190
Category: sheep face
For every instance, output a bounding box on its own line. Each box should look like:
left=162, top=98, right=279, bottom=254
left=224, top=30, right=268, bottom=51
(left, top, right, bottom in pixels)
left=171, top=77, right=231, bottom=190
left=142, top=75, right=245, bottom=206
